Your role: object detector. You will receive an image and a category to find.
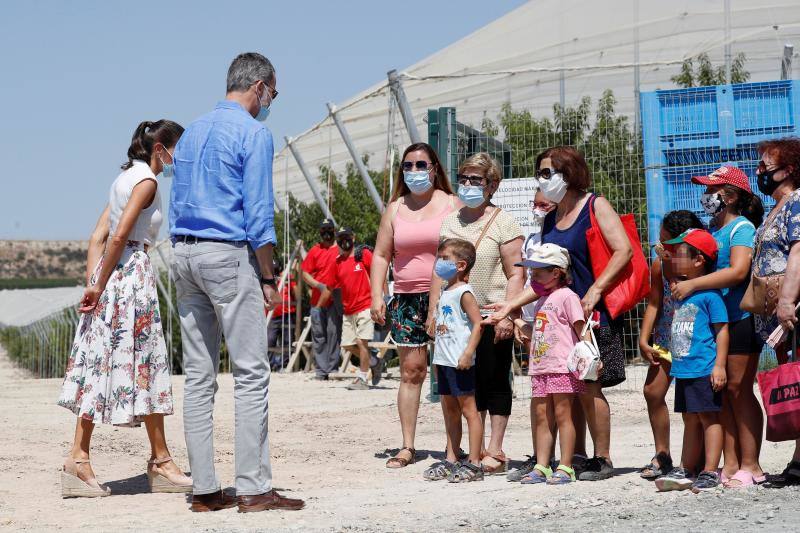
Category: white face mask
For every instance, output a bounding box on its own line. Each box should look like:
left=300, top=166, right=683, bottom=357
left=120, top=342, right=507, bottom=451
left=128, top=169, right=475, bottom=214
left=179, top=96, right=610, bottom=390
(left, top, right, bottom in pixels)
left=538, top=173, right=568, bottom=203
left=700, top=192, right=725, bottom=217
left=530, top=207, right=549, bottom=233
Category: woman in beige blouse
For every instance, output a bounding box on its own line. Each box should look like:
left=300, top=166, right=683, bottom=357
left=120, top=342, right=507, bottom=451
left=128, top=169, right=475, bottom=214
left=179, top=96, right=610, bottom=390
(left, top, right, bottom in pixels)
left=428, top=152, right=524, bottom=474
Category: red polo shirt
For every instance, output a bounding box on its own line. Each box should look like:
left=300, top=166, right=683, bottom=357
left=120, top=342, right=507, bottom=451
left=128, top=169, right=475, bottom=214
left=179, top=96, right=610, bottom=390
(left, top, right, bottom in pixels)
left=332, top=249, right=373, bottom=315
left=301, top=243, right=338, bottom=307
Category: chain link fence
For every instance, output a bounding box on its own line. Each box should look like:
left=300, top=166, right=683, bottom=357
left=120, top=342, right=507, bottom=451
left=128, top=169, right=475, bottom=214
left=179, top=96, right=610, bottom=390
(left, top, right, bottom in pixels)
left=433, top=92, right=648, bottom=398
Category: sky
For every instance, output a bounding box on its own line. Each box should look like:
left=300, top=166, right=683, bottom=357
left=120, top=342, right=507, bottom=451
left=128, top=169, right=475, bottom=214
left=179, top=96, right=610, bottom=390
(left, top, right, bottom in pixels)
left=0, top=0, right=527, bottom=240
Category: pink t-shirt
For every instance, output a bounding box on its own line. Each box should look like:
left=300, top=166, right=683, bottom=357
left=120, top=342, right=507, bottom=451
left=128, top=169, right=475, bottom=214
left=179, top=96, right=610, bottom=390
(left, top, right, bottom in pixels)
left=528, top=287, right=584, bottom=376
left=392, top=198, right=454, bottom=294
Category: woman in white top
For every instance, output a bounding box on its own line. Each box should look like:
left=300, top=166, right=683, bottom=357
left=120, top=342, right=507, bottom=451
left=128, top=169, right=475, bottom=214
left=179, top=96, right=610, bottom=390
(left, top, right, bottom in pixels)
left=57, top=120, right=192, bottom=497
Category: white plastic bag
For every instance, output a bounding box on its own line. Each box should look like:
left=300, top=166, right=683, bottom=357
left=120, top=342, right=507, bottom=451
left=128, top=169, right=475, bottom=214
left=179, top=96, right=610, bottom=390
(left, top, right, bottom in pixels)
left=567, top=319, right=601, bottom=381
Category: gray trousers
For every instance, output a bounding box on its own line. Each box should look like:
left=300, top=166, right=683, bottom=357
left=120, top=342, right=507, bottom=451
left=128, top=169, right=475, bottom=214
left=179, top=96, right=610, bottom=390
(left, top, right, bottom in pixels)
left=310, top=289, right=343, bottom=376
left=172, top=241, right=271, bottom=496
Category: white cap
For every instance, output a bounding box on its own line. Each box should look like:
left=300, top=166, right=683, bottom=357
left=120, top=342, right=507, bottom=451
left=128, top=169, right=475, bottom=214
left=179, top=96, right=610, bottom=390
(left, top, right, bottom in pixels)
left=515, top=243, right=570, bottom=269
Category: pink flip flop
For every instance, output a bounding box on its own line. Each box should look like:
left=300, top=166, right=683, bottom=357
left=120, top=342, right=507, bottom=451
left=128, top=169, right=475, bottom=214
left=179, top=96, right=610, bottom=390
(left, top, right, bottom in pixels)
left=753, top=473, right=767, bottom=484
left=724, top=470, right=754, bottom=488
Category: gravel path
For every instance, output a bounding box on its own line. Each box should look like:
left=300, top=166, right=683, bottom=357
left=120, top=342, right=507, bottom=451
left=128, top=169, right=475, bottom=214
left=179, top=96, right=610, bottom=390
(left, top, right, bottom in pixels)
left=0, top=348, right=797, bottom=532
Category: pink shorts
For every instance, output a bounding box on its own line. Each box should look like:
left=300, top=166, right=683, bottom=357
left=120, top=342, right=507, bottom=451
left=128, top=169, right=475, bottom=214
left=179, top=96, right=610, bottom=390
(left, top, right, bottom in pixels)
left=530, top=373, right=585, bottom=398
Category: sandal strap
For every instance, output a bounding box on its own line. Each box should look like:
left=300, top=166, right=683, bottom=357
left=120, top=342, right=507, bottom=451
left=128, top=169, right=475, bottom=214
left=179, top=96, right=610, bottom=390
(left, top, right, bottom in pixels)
left=556, top=464, right=576, bottom=478
left=148, top=456, right=173, bottom=465
left=533, top=464, right=553, bottom=477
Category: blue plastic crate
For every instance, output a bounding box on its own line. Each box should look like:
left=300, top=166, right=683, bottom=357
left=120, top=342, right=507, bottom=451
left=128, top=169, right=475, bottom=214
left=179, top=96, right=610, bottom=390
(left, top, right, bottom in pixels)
left=641, top=80, right=798, bottom=246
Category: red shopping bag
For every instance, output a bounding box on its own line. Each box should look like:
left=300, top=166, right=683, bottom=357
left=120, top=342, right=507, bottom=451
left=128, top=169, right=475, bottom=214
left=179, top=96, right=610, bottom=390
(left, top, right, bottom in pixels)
left=586, top=196, right=650, bottom=320
left=757, top=360, right=800, bottom=442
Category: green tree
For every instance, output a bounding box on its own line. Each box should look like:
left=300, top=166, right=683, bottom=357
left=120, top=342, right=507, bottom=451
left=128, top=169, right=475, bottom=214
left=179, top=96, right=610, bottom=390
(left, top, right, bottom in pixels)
left=284, top=159, right=388, bottom=251
left=671, top=52, right=750, bottom=88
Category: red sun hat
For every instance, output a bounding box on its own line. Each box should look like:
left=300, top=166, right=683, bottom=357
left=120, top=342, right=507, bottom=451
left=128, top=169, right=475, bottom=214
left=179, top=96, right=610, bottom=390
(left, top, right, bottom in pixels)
left=664, top=228, right=719, bottom=260
left=691, top=165, right=752, bottom=194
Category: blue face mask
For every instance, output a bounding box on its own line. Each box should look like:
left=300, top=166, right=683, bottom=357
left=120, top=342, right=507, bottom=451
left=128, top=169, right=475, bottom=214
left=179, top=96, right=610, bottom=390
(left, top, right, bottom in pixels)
left=458, top=184, right=485, bottom=208
left=403, top=170, right=433, bottom=194
left=256, top=105, right=270, bottom=122
left=256, top=85, right=272, bottom=122
left=434, top=258, right=458, bottom=280
left=158, top=149, right=174, bottom=178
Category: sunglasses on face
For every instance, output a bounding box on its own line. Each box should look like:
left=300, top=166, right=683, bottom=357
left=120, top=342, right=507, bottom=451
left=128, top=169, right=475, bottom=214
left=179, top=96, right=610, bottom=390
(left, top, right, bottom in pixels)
left=535, top=167, right=561, bottom=179
left=402, top=160, right=433, bottom=171
left=456, top=174, right=486, bottom=186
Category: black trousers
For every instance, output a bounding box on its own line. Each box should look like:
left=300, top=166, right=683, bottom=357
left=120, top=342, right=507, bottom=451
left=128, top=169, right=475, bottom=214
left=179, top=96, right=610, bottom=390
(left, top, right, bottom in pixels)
left=475, top=325, right=514, bottom=416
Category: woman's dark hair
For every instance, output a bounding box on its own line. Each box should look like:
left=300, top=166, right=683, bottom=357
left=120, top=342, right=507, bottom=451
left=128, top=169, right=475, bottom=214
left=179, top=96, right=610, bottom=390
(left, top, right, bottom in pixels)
left=535, top=146, right=592, bottom=191
left=757, top=137, right=800, bottom=189
left=391, top=142, right=453, bottom=201
left=121, top=119, right=184, bottom=170
left=722, top=184, right=764, bottom=227
left=662, top=210, right=705, bottom=238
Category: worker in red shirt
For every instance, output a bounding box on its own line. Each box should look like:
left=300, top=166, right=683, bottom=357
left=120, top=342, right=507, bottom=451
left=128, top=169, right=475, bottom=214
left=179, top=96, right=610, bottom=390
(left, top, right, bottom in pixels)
left=327, top=227, right=376, bottom=390
left=268, top=260, right=298, bottom=371
left=300, top=219, right=343, bottom=380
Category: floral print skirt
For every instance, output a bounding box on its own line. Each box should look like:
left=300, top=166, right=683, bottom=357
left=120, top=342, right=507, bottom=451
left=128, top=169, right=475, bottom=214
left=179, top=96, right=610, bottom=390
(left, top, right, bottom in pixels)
left=389, top=292, right=431, bottom=347
left=57, top=241, right=173, bottom=427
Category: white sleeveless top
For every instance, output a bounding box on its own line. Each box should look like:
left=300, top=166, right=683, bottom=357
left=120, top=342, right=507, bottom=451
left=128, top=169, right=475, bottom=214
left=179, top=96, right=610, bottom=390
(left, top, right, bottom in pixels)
left=433, top=283, right=476, bottom=367
left=108, top=160, right=162, bottom=246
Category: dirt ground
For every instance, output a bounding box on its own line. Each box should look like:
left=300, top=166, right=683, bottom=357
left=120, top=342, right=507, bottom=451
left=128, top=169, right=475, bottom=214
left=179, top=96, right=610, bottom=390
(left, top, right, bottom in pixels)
left=0, top=347, right=798, bottom=533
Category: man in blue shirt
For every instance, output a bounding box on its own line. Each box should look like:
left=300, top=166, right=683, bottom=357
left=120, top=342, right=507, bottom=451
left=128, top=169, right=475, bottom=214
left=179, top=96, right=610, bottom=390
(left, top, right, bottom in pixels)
left=170, top=52, right=304, bottom=513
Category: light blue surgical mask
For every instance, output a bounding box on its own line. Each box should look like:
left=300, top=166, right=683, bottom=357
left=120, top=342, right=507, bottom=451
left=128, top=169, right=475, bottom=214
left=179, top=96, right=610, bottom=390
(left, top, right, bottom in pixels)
left=256, top=105, right=270, bottom=122
left=256, top=85, right=273, bottom=122
left=434, top=258, right=458, bottom=280
left=404, top=170, right=433, bottom=194
left=458, top=184, right=485, bottom=208
left=158, top=149, right=174, bottom=178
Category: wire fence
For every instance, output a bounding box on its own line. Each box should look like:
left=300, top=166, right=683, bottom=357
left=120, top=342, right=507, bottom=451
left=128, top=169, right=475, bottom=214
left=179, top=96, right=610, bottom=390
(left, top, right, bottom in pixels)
left=444, top=91, right=649, bottom=371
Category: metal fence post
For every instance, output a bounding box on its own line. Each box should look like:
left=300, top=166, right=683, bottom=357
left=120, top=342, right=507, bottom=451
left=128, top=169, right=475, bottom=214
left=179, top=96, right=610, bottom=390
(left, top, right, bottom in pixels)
left=387, top=70, right=421, bottom=144
left=782, top=44, right=794, bottom=80
left=327, top=102, right=385, bottom=213
left=285, top=136, right=338, bottom=224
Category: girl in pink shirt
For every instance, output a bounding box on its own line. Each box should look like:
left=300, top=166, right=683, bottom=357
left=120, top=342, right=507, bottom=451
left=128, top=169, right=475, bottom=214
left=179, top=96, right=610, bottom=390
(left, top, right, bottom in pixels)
left=516, top=243, right=589, bottom=485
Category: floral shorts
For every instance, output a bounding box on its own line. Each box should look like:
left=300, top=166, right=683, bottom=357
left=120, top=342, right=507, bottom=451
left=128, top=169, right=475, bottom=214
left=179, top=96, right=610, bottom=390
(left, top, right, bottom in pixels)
left=389, top=292, right=431, bottom=347
left=531, top=372, right=586, bottom=398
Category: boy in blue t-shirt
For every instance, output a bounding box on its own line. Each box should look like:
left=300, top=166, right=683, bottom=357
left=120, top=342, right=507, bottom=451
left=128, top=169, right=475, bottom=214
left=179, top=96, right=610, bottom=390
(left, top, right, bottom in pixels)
left=655, top=229, right=729, bottom=493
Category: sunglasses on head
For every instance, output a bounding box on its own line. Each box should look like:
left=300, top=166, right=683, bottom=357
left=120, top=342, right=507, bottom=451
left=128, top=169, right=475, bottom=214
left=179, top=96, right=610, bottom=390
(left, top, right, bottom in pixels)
left=535, top=167, right=561, bottom=179
left=402, top=160, right=433, bottom=171
left=456, top=174, right=486, bottom=186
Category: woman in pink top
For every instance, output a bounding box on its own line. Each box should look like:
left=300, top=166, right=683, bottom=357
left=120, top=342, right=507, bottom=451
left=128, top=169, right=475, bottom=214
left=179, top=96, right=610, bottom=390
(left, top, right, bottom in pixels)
left=371, top=142, right=458, bottom=468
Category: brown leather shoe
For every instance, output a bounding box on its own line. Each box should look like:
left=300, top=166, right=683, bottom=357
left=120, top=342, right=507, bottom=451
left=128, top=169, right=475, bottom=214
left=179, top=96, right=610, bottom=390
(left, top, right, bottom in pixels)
left=237, top=489, right=305, bottom=512
left=191, top=490, right=238, bottom=512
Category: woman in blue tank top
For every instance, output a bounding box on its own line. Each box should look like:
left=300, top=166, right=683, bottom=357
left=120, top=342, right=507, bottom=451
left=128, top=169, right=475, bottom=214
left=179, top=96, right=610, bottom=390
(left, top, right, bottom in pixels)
left=536, top=146, right=633, bottom=481
left=486, top=146, right=634, bottom=481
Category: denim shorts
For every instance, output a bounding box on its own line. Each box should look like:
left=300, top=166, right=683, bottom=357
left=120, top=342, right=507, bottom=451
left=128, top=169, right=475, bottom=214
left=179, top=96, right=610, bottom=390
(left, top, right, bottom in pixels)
left=389, top=292, right=431, bottom=347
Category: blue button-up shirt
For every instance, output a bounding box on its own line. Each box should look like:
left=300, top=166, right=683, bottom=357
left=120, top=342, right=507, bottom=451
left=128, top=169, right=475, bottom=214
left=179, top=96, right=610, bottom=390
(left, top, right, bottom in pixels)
left=170, top=100, right=276, bottom=250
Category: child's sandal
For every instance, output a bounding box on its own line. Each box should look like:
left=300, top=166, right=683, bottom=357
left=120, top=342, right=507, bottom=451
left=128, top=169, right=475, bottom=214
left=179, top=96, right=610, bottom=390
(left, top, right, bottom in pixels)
left=547, top=465, right=576, bottom=485
left=520, top=464, right=552, bottom=484
left=423, top=460, right=457, bottom=481
left=447, top=462, right=484, bottom=483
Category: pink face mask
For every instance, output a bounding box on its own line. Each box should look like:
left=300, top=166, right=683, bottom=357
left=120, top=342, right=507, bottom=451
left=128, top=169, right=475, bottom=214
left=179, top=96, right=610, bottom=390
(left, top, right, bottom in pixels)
left=530, top=272, right=560, bottom=296
left=530, top=280, right=554, bottom=297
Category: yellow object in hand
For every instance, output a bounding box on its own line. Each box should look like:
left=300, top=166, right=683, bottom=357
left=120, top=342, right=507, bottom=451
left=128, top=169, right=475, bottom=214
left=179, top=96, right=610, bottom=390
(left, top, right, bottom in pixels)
left=652, top=344, right=672, bottom=363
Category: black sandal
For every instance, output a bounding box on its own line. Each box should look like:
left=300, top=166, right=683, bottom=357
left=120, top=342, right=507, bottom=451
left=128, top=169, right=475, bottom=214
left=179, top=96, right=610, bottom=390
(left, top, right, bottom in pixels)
left=640, top=452, right=673, bottom=480
left=386, top=447, right=416, bottom=469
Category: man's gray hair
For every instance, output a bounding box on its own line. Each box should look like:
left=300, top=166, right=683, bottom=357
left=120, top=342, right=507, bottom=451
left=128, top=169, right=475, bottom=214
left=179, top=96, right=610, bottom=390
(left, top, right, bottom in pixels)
left=226, top=52, right=275, bottom=93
